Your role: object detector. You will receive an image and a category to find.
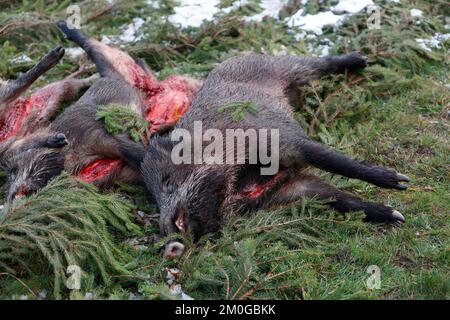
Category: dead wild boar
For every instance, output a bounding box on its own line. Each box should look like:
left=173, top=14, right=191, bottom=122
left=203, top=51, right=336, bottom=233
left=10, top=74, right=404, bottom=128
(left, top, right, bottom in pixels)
left=0, top=70, right=144, bottom=202
left=0, top=37, right=145, bottom=202
left=57, top=21, right=202, bottom=134
left=0, top=21, right=202, bottom=203
left=0, top=46, right=98, bottom=201
left=140, top=53, right=410, bottom=257
left=55, top=21, right=202, bottom=181
left=0, top=46, right=93, bottom=144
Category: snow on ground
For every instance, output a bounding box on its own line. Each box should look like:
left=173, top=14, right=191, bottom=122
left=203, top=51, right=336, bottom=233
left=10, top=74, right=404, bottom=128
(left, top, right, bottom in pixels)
left=410, top=8, right=423, bottom=18
left=169, top=0, right=290, bottom=26
left=245, top=0, right=289, bottom=22
left=103, top=0, right=444, bottom=56
left=168, top=0, right=374, bottom=35
left=332, top=0, right=374, bottom=14
left=416, top=33, right=450, bottom=52
left=119, top=17, right=145, bottom=42
left=98, top=17, right=146, bottom=45
left=168, top=0, right=222, bottom=28
left=65, top=47, right=84, bottom=59
left=10, top=54, right=32, bottom=64
left=286, top=9, right=345, bottom=35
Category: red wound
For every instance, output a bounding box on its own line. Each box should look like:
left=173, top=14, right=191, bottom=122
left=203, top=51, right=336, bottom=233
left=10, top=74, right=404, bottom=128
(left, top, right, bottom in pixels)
left=126, top=62, right=197, bottom=133
left=146, top=76, right=197, bottom=133
left=241, top=171, right=285, bottom=199
left=76, top=158, right=122, bottom=183
left=0, top=84, right=55, bottom=142
left=76, top=57, right=199, bottom=183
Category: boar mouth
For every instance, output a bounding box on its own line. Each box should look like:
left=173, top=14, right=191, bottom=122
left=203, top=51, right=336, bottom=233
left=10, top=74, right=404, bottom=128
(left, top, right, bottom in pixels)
left=175, top=208, right=186, bottom=233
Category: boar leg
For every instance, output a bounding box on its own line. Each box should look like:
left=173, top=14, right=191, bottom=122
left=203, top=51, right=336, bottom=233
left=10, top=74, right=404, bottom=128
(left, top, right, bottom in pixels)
left=57, top=20, right=158, bottom=86
left=57, top=20, right=116, bottom=78
left=207, top=52, right=367, bottom=95
left=20, top=74, right=98, bottom=134
left=294, top=138, right=410, bottom=190
left=268, top=173, right=405, bottom=223
left=37, top=74, right=98, bottom=122
left=0, top=46, right=65, bottom=105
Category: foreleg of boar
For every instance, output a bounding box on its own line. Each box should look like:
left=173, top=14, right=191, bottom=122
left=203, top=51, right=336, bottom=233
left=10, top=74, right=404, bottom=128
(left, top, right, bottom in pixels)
left=0, top=46, right=65, bottom=105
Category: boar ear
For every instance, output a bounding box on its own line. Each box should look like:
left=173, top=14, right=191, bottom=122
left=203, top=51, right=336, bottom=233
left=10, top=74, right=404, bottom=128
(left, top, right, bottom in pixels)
left=44, top=133, right=68, bottom=148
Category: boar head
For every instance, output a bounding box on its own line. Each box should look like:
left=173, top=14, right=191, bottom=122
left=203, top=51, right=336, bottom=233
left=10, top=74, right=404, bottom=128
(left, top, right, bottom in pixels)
left=142, top=136, right=226, bottom=240
left=0, top=131, right=67, bottom=202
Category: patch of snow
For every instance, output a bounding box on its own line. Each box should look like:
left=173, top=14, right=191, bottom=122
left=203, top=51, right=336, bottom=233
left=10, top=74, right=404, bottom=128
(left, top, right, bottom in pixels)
left=65, top=47, right=84, bottom=59
left=246, top=0, right=289, bottom=22
left=146, top=0, right=160, bottom=9
left=287, top=9, right=345, bottom=35
left=222, top=0, right=249, bottom=14
left=319, top=45, right=331, bottom=56
left=332, top=0, right=374, bottom=14
left=101, top=35, right=114, bottom=45
left=318, top=38, right=334, bottom=56
left=170, top=0, right=289, bottom=27
left=293, top=31, right=307, bottom=41
left=120, top=17, right=145, bottom=42
left=168, top=0, right=222, bottom=28
left=10, top=54, right=32, bottom=64
left=416, top=33, right=450, bottom=52
left=410, top=8, right=423, bottom=18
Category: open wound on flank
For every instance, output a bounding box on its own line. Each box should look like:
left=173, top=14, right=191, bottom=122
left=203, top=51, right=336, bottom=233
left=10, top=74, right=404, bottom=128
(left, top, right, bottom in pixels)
left=56, top=22, right=202, bottom=184
left=241, top=170, right=286, bottom=199
left=91, top=42, right=200, bottom=134
left=76, top=158, right=122, bottom=182
left=1, top=81, right=61, bottom=143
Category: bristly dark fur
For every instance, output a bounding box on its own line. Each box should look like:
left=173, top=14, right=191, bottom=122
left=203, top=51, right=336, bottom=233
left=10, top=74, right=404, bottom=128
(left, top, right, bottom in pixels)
left=0, top=23, right=152, bottom=202
left=142, top=52, right=409, bottom=240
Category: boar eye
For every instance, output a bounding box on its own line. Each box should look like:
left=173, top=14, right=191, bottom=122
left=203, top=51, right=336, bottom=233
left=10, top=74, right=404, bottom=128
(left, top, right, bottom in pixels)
left=162, top=177, right=174, bottom=193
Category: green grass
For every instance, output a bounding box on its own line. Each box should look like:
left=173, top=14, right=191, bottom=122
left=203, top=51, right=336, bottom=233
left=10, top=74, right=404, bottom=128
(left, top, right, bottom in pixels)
left=0, top=0, right=448, bottom=299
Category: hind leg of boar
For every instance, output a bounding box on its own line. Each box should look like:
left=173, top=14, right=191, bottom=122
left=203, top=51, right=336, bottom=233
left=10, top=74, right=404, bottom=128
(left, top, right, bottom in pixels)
left=21, top=74, right=98, bottom=134
left=208, top=52, right=367, bottom=94
left=293, top=138, right=410, bottom=190
left=268, top=173, right=405, bottom=223
left=57, top=21, right=120, bottom=79
left=57, top=20, right=152, bottom=85
left=38, top=74, right=98, bottom=122
left=0, top=46, right=65, bottom=104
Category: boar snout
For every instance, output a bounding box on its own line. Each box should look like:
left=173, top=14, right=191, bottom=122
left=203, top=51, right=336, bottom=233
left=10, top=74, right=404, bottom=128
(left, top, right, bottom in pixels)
left=8, top=185, right=29, bottom=203
left=160, top=207, right=186, bottom=236
left=162, top=241, right=185, bottom=260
